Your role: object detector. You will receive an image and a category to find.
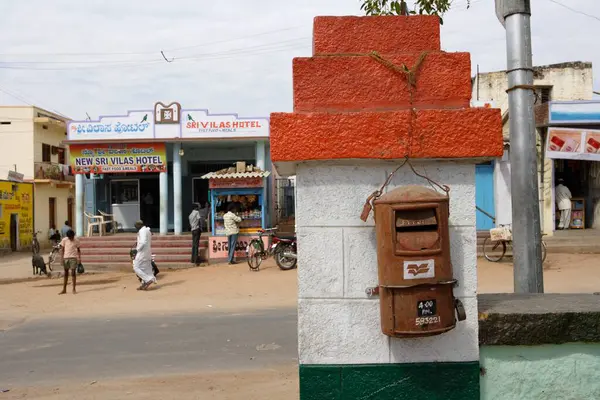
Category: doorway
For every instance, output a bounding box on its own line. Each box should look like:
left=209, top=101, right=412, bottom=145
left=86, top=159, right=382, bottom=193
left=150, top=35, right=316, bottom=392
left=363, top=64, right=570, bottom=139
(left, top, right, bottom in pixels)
left=476, top=162, right=496, bottom=231
left=67, top=198, right=74, bottom=227
left=49, top=197, right=56, bottom=229
left=10, top=213, right=18, bottom=251
left=140, top=178, right=160, bottom=229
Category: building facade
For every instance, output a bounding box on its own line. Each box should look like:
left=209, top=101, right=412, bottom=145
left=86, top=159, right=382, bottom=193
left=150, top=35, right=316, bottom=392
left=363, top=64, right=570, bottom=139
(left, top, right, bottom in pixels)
left=0, top=106, right=74, bottom=248
left=66, top=103, right=272, bottom=254
left=471, top=61, right=594, bottom=234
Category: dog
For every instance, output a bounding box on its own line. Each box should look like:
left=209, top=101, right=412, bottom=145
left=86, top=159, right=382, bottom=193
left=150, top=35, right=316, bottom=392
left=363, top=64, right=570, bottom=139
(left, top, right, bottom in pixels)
left=32, top=254, right=48, bottom=276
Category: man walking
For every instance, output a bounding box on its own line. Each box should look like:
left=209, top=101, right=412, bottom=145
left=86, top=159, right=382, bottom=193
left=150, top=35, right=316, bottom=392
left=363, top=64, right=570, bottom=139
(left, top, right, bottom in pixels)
left=189, top=203, right=201, bottom=266
left=223, top=203, right=242, bottom=265
left=59, top=229, right=81, bottom=295
left=556, top=178, right=573, bottom=230
left=133, top=220, right=156, bottom=290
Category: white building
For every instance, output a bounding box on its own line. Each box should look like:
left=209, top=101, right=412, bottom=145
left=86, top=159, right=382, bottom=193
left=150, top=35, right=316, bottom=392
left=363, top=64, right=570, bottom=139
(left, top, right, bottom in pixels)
left=471, top=61, right=594, bottom=235
left=0, top=106, right=74, bottom=247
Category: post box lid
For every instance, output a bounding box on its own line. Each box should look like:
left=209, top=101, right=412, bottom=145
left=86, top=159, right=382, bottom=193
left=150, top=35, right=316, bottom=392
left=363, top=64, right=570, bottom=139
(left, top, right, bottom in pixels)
left=374, top=185, right=448, bottom=204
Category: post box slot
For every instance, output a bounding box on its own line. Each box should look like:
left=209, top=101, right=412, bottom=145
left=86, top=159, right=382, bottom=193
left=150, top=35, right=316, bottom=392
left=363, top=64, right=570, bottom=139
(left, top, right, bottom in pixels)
left=395, top=209, right=440, bottom=251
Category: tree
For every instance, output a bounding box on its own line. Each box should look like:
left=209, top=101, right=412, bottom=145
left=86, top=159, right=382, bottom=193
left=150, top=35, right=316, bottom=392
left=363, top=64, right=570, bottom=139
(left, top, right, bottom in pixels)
left=360, top=0, right=469, bottom=23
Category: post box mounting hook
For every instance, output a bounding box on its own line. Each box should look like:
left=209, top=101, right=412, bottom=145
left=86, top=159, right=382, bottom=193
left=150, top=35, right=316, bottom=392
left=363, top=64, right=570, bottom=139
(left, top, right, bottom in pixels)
left=360, top=156, right=450, bottom=222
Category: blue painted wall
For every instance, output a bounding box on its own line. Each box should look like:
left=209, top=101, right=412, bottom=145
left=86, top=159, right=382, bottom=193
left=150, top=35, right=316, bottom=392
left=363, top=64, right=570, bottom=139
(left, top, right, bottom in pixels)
left=476, top=163, right=495, bottom=231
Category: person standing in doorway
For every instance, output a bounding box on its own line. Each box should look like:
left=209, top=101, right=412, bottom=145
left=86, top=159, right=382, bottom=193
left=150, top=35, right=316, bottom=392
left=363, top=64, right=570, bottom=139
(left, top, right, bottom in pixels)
left=59, top=229, right=81, bottom=295
left=556, top=178, right=573, bottom=230
left=60, top=220, right=72, bottom=239
left=133, top=220, right=156, bottom=290
left=223, top=203, right=242, bottom=265
left=189, top=203, right=201, bottom=266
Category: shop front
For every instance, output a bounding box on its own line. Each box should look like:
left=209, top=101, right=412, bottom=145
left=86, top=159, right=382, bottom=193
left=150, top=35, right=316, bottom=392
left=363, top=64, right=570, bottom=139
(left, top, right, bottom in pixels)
left=66, top=103, right=273, bottom=258
left=0, top=180, right=34, bottom=252
left=544, top=101, right=600, bottom=231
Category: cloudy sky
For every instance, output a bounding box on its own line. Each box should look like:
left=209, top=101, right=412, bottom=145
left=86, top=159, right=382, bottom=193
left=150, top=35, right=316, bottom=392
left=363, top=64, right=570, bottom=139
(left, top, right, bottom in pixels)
left=0, top=0, right=598, bottom=120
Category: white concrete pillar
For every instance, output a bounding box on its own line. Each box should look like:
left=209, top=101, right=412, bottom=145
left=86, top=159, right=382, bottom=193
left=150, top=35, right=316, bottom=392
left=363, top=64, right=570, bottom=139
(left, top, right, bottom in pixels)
left=75, top=174, right=84, bottom=237
left=173, top=143, right=182, bottom=235
left=159, top=171, right=168, bottom=235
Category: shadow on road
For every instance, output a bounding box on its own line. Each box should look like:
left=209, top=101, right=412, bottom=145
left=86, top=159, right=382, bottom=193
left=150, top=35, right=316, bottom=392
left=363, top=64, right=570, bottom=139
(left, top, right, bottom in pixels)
left=33, top=277, right=122, bottom=288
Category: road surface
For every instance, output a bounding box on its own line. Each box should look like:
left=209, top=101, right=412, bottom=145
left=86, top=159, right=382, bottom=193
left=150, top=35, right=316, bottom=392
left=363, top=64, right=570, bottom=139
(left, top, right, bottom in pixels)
left=0, top=309, right=297, bottom=387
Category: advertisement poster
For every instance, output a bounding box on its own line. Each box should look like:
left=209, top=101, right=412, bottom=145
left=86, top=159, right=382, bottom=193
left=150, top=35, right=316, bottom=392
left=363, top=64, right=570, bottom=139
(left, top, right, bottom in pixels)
left=0, top=182, right=33, bottom=251
left=208, top=235, right=268, bottom=260
left=546, top=128, right=600, bottom=161
left=70, top=143, right=166, bottom=174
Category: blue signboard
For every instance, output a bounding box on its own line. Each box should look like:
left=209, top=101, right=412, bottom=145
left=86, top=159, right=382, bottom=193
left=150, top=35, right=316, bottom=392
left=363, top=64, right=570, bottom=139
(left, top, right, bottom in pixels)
left=549, top=101, right=600, bottom=124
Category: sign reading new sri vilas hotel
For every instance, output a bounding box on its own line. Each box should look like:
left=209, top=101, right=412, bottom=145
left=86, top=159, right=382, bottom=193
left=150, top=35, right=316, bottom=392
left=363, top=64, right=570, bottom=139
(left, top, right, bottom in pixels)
left=70, top=143, right=166, bottom=174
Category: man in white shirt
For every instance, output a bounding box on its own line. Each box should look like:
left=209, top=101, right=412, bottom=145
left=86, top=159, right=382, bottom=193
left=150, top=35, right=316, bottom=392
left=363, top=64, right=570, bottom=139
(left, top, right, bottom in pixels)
left=555, top=178, right=572, bottom=230
left=133, top=220, right=156, bottom=290
left=223, top=204, right=242, bottom=264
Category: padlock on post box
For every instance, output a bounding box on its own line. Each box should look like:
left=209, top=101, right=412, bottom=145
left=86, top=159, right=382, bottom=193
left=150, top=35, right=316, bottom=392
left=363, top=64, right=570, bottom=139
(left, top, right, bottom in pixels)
left=373, top=185, right=466, bottom=338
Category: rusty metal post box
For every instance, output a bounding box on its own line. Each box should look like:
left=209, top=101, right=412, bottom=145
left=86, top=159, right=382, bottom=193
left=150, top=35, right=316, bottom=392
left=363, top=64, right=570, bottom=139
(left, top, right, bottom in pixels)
left=373, top=185, right=466, bottom=338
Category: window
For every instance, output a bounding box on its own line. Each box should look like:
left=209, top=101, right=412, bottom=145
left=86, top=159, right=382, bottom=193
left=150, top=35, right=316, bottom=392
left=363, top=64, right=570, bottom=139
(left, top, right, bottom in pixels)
left=49, top=197, right=56, bottom=229
left=42, top=143, right=51, bottom=162
left=57, top=147, right=66, bottom=164
left=0, top=121, right=11, bottom=125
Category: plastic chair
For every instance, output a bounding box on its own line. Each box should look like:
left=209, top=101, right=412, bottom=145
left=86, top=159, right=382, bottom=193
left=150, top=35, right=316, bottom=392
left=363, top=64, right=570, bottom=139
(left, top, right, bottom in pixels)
left=98, top=210, right=118, bottom=234
left=84, top=211, right=105, bottom=237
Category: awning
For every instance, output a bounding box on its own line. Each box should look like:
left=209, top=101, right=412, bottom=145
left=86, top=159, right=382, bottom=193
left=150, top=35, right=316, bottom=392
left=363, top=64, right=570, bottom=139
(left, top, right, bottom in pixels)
left=201, top=171, right=271, bottom=179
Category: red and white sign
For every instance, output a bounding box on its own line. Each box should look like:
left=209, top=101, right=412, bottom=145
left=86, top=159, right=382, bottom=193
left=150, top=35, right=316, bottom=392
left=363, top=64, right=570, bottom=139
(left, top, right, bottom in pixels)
left=208, top=235, right=268, bottom=260
left=208, top=177, right=263, bottom=189
left=182, top=110, right=269, bottom=139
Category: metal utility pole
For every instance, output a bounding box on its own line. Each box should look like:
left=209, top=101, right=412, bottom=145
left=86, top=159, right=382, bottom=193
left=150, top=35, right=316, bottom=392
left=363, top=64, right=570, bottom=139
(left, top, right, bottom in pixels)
left=495, top=0, right=544, bottom=293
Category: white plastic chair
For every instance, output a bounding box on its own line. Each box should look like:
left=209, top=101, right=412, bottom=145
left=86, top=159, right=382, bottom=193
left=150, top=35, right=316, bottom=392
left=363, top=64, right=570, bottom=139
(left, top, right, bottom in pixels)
left=98, top=210, right=118, bottom=234
left=84, top=211, right=105, bottom=237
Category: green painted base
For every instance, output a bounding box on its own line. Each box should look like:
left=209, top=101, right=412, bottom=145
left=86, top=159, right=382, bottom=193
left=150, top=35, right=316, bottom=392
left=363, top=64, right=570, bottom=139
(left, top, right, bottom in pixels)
left=300, top=362, right=480, bottom=400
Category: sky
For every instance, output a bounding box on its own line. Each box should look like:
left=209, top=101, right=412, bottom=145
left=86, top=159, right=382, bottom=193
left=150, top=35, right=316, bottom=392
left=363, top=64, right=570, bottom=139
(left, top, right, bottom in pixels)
left=0, top=0, right=598, bottom=120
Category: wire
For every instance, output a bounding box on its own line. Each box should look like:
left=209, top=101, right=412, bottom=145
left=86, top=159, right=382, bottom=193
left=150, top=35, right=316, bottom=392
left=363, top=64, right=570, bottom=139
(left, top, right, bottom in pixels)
left=0, top=86, right=69, bottom=119
left=0, top=38, right=310, bottom=71
left=0, top=25, right=306, bottom=58
left=545, top=0, right=600, bottom=22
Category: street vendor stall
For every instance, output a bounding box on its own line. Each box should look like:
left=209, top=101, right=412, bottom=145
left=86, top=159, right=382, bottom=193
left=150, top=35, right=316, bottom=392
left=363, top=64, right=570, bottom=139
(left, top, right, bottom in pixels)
left=201, top=163, right=270, bottom=262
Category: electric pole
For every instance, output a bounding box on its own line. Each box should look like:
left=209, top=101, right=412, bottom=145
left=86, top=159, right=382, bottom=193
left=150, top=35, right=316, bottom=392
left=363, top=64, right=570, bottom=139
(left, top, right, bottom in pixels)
left=495, top=0, right=544, bottom=293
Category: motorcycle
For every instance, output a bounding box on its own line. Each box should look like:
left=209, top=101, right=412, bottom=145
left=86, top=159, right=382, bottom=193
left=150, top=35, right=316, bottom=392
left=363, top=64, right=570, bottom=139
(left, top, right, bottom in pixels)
left=272, top=233, right=297, bottom=271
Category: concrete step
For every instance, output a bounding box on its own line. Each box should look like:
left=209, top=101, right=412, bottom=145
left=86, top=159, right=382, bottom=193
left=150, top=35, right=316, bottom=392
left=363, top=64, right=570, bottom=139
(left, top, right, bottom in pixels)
left=82, top=246, right=205, bottom=255
left=81, top=251, right=206, bottom=264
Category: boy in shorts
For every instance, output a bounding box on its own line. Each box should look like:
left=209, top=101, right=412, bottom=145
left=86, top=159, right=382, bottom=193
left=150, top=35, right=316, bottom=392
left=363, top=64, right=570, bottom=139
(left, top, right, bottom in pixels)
left=59, top=229, right=81, bottom=295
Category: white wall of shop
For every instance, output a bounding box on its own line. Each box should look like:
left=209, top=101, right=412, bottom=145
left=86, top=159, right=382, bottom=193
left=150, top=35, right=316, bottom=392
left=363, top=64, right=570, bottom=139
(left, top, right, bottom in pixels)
left=296, top=160, right=479, bottom=365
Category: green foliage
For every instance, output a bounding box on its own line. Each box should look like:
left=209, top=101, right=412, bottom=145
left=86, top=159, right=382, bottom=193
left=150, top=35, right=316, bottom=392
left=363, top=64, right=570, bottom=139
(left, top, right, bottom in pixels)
left=360, top=0, right=469, bottom=24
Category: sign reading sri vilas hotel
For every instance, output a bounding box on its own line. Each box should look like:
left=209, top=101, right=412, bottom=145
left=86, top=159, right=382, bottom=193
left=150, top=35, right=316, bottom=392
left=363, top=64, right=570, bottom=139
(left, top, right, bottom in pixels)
left=70, top=143, right=166, bottom=174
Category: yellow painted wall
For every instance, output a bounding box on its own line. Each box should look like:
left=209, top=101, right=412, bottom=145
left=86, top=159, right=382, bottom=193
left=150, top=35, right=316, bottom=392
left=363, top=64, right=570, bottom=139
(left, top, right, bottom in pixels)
left=0, top=181, right=34, bottom=250
left=34, top=184, right=73, bottom=248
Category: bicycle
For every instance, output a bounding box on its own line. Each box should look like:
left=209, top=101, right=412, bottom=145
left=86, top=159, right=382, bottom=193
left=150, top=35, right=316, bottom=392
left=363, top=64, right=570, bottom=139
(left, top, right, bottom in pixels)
left=482, top=224, right=547, bottom=263
left=246, top=227, right=297, bottom=271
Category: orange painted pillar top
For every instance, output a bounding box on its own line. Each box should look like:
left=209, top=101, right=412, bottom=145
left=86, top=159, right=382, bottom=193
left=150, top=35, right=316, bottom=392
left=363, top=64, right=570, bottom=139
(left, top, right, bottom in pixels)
left=271, top=16, right=503, bottom=166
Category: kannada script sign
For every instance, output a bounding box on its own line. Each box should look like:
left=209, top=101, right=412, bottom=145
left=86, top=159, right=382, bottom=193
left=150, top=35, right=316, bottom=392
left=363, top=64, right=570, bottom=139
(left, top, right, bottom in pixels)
left=70, top=143, right=166, bottom=174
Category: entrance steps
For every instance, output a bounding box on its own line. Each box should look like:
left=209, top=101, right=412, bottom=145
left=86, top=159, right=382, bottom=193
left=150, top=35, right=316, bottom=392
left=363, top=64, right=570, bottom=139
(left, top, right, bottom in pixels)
left=79, top=233, right=208, bottom=271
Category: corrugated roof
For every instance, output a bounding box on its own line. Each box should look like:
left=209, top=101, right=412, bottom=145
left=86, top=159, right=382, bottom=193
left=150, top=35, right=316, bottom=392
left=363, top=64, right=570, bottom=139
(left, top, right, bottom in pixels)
left=201, top=171, right=271, bottom=179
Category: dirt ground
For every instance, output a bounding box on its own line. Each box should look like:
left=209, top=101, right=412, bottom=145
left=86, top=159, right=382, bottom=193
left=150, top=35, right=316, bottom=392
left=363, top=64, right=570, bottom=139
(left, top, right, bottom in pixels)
left=2, top=366, right=299, bottom=400
left=1, top=253, right=599, bottom=399
left=1, top=253, right=599, bottom=328
left=0, top=259, right=297, bottom=330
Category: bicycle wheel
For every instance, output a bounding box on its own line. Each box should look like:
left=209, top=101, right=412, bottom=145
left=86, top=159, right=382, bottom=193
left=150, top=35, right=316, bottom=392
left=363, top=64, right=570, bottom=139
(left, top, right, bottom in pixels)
left=541, top=241, right=547, bottom=263
left=483, top=237, right=507, bottom=262
left=246, top=239, right=263, bottom=271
